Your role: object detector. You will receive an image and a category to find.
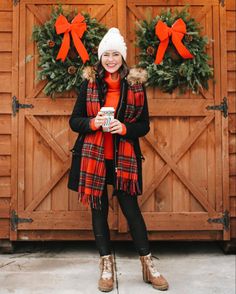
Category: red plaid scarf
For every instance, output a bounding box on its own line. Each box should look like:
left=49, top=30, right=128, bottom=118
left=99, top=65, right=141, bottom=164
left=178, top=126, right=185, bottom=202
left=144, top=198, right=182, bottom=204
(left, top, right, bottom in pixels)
left=78, top=81, right=144, bottom=208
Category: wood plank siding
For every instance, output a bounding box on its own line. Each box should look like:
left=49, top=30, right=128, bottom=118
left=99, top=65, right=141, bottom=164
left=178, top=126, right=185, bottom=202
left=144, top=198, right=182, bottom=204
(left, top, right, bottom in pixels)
left=227, top=0, right=236, bottom=238
left=0, top=0, right=12, bottom=240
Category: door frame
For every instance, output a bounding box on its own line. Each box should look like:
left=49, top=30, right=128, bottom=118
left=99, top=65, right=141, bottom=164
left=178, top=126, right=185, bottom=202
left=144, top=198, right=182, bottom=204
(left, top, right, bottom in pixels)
left=10, top=0, right=230, bottom=240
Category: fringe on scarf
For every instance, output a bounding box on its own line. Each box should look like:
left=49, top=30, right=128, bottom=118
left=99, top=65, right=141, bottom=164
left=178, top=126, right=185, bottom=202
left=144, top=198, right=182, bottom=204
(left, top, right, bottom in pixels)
left=79, top=193, right=102, bottom=210
left=116, top=177, right=141, bottom=196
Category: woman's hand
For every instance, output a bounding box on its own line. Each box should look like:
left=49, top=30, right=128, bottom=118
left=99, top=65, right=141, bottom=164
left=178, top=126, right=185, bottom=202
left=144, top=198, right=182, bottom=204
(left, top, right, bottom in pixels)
left=109, top=119, right=123, bottom=134
left=94, top=111, right=105, bottom=129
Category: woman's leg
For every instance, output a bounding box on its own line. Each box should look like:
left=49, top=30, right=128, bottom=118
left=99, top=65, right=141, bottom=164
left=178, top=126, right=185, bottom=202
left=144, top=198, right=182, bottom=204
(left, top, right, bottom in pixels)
left=117, top=193, right=169, bottom=290
left=91, top=186, right=111, bottom=256
left=117, top=193, right=150, bottom=256
left=92, top=186, right=114, bottom=292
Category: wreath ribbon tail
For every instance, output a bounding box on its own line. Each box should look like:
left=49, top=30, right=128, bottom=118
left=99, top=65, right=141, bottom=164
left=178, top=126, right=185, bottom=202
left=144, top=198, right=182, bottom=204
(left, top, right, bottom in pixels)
left=71, top=31, right=89, bottom=63
left=154, top=38, right=169, bottom=64
left=172, top=34, right=194, bottom=59
left=56, top=32, right=70, bottom=62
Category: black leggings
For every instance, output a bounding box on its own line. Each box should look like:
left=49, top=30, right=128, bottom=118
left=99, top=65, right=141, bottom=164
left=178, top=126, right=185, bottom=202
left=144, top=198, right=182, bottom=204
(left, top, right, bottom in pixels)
left=91, top=186, right=150, bottom=256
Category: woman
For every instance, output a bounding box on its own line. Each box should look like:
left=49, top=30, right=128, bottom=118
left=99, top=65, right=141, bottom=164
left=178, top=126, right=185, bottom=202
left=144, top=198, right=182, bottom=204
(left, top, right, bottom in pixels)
left=68, top=28, right=169, bottom=292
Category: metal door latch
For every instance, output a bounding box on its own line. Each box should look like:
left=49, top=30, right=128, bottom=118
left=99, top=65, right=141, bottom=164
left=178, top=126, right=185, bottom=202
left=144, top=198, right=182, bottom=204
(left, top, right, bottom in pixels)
left=12, top=96, right=34, bottom=116
left=206, top=97, right=228, bottom=118
left=10, top=210, right=33, bottom=231
left=207, top=210, right=230, bottom=231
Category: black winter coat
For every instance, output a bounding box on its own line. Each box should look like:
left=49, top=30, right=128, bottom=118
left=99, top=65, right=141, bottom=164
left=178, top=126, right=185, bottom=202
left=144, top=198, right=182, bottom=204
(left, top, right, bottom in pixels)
left=67, top=72, right=150, bottom=196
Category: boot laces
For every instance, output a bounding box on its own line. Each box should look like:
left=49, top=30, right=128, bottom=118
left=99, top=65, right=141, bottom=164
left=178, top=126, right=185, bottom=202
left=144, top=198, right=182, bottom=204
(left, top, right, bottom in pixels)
left=100, top=256, right=112, bottom=280
left=146, top=254, right=161, bottom=278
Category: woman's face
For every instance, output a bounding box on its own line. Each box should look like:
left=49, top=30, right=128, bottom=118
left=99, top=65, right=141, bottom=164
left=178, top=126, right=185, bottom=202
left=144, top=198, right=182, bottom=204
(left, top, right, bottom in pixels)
left=101, top=50, right=122, bottom=74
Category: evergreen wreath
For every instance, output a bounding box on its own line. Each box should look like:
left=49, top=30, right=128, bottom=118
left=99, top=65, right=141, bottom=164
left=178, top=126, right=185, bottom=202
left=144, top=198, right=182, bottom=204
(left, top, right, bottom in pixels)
left=136, top=7, right=213, bottom=94
left=32, top=5, right=107, bottom=97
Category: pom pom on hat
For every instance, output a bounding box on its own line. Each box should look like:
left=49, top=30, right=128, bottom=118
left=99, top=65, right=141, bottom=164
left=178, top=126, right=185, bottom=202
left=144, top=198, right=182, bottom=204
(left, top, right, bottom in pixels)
left=98, top=28, right=127, bottom=60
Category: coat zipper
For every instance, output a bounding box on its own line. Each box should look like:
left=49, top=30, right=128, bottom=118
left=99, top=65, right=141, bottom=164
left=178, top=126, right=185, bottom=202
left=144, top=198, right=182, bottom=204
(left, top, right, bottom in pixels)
left=114, top=81, right=125, bottom=176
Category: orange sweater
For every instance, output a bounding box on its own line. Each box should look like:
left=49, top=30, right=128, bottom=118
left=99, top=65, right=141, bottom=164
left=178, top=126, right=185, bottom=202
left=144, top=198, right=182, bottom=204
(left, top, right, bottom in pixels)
left=90, top=72, right=126, bottom=159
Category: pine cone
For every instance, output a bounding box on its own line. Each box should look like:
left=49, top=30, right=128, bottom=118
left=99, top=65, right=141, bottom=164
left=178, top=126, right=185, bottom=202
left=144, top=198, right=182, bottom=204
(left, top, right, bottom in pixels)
left=68, top=66, right=77, bottom=75
left=47, top=40, right=55, bottom=48
left=146, top=46, right=155, bottom=56
left=91, top=46, right=98, bottom=54
left=185, top=34, right=193, bottom=43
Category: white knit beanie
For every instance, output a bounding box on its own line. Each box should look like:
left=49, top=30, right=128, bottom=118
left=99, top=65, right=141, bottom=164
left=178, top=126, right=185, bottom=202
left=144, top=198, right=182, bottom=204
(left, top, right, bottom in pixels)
left=98, top=28, right=127, bottom=60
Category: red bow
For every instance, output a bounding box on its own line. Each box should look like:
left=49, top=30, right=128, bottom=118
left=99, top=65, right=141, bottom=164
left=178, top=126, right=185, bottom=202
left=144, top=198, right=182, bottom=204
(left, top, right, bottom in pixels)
left=154, top=18, right=194, bottom=64
left=55, top=13, right=89, bottom=63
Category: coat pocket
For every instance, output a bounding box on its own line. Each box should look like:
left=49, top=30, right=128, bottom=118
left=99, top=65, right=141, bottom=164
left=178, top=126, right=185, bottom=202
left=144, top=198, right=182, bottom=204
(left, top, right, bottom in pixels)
left=70, top=134, right=84, bottom=156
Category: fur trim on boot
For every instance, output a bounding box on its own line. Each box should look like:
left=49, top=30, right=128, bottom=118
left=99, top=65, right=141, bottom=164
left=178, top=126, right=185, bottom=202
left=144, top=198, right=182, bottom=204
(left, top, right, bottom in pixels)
left=140, top=253, right=169, bottom=291
left=98, top=255, right=114, bottom=292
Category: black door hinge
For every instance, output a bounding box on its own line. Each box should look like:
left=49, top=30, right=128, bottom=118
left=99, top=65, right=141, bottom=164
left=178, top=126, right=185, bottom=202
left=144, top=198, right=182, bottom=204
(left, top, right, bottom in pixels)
left=10, top=210, right=33, bottom=231
left=206, top=97, right=228, bottom=118
left=13, top=0, right=20, bottom=6
left=12, top=96, right=34, bottom=116
left=219, top=0, right=225, bottom=7
left=207, top=210, right=230, bottom=231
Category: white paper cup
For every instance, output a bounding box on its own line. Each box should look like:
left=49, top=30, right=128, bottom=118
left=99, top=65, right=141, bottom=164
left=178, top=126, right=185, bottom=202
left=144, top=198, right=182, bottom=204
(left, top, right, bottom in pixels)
left=100, top=107, right=115, bottom=132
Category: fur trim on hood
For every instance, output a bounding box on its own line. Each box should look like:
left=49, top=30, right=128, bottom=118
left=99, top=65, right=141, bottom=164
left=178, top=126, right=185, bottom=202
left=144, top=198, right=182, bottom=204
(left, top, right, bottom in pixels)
left=126, top=67, right=148, bottom=85
left=82, top=66, right=96, bottom=83
left=82, top=66, right=148, bottom=85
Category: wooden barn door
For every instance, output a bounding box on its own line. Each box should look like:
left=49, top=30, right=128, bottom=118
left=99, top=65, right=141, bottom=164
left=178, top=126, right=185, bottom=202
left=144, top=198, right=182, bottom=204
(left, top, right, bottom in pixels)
left=118, top=0, right=229, bottom=240
left=11, top=0, right=229, bottom=241
left=12, top=0, right=120, bottom=240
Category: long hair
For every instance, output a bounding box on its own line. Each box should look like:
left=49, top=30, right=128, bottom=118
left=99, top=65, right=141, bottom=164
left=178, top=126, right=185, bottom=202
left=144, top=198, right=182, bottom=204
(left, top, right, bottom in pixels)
left=94, top=58, right=129, bottom=80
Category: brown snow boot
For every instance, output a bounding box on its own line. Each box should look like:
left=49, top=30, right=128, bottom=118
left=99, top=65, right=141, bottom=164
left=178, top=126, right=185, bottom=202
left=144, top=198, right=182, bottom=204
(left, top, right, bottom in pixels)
left=98, top=254, right=114, bottom=292
left=140, top=253, right=169, bottom=291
